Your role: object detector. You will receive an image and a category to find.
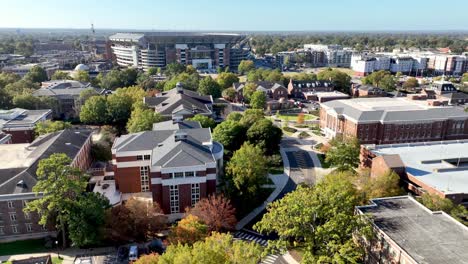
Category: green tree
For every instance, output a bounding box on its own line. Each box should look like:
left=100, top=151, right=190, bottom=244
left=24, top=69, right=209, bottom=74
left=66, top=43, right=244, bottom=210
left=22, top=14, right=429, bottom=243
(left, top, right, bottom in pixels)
left=74, top=70, right=91, bottom=82
left=135, top=253, right=160, bottom=264
left=24, top=154, right=88, bottom=248
left=291, top=72, right=317, bottom=82
left=418, top=193, right=468, bottom=225
left=242, top=82, right=258, bottom=103
left=80, top=96, right=108, bottom=125
left=216, top=72, right=239, bottom=89
left=187, top=114, right=216, bottom=130
left=25, top=65, right=48, bottom=83
left=0, top=88, right=12, bottom=109
left=254, top=173, right=372, bottom=263
left=198, top=76, right=222, bottom=98
left=212, top=120, right=246, bottom=152
left=106, top=93, right=134, bottom=126
left=226, top=142, right=268, bottom=196
left=462, top=73, right=468, bottom=83
left=159, top=232, right=262, bottom=264
left=379, top=75, right=397, bottom=91
left=237, top=60, right=255, bottom=74
left=249, top=91, right=267, bottom=109
left=12, top=94, right=57, bottom=110
left=221, top=87, right=236, bottom=101
left=0, top=72, right=20, bottom=88
left=127, top=106, right=163, bottom=133
left=264, top=69, right=284, bottom=82
left=246, top=119, right=282, bottom=155
left=317, top=68, right=351, bottom=94
left=164, top=72, right=200, bottom=91
left=362, top=170, right=404, bottom=201
left=96, top=69, right=124, bottom=90
left=35, top=120, right=71, bottom=135
left=240, top=109, right=264, bottom=127
left=226, top=112, right=243, bottom=122
left=402, top=77, right=419, bottom=89
left=165, top=62, right=186, bottom=77
left=325, top=136, right=360, bottom=172
left=5, top=79, right=39, bottom=96
left=147, top=67, right=159, bottom=76
left=51, top=71, right=71, bottom=80
left=79, top=88, right=99, bottom=102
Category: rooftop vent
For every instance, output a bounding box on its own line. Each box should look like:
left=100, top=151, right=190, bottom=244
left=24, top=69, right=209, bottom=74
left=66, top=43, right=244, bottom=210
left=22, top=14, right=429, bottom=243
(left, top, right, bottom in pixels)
left=174, top=131, right=188, bottom=142
left=16, top=180, right=26, bottom=188
left=172, top=114, right=184, bottom=124
left=65, top=142, right=71, bottom=146
left=176, top=82, right=183, bottom=94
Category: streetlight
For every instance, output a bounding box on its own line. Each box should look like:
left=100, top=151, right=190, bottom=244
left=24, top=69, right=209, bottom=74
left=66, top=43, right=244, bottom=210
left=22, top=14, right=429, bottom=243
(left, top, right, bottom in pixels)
left=55, top=240, right=61, bottom=259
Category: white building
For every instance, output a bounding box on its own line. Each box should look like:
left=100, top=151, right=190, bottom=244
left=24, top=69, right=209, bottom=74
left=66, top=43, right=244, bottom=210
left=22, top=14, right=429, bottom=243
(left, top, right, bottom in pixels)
left=1, top=62, right=59, bottom=78
left=303, top=44, right=352, bottom=67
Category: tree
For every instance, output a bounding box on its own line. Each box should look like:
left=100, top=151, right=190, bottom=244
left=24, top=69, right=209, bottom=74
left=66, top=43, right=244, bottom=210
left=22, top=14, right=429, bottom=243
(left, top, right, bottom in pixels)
left=187, top=114, right=216, bottom=130
left=147, top=67, right=160, bottom=76
left=51, top=71, right=71, bottom=80
left=291, top=72, right=317, bottom=82
left=127, top=106, right=163, bottom=133
left=24, top=153, right=88, bottom=248
left=35, top=120, right=71, bottom=136
left=216, top=72, right=239, bottom=89
left=221, top=87, right=236, bottom=101
left=379, top=75, right=397, bottom=91
left=25, top=65, right=48, bottom=83
left=169, top=214, right=208, bottom=245
left=297, top=112, right=305, bottom=124
left=159, top=232, right=262, bottom=264
left=0, top=72, right=20, bottom=88
left=74, top=70, right=91, bottom=82
left=317, top=68, right=351, bottom=94
left=242, top=82, right=258, bottom=103
left=240, top=109, right=264, bottom=127
left=254, top=173, right=372, bottom=263
left=5, top=79, right=39, bottom=96
left=226, top=112, right=243, bottom=122
left=226, top=143, right=268, bottom=196
left=249, top=91, right=266, bottom=109
left=247, top=119, right=282, bottom=155
left=0, top=88, right=12, bottom=109
left=189, top=195, right=237, bottom=232
left=198, top=76, right=222, bottom=98
left=462, top=73, right=468, bottom=83
left=106, top=93, right=134, bottom=126
left=403, top=77, right=419, bottom=89
left=237, top=60, right=255, bottom=74
left=12, top=94, right=57, bottom=110
left=135, top=253, right=160, bottom=264
left=362, top=170, right=404, bottom=200
left=212, top=120, right=246, bottom=152
left=80, top=96, right=108, bottom=125
left=264, top=69, right=284, bottom=82
left=164, top=72, right=200, bottom=91
left=165, top=62, right=186, bottom=77
left=104, top=198, right=167, bottom=242
left=325, top=136, right=360, bottom=172
left=79, top=88, right=98, bottom=102
left=418, top=193, right=468, bottom=225
left=67, top=192, right=109, bottom=247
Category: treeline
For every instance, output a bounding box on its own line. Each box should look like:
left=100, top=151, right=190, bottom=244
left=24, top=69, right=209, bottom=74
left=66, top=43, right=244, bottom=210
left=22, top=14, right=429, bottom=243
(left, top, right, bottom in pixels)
left=250, top=33, right=468, bottom=55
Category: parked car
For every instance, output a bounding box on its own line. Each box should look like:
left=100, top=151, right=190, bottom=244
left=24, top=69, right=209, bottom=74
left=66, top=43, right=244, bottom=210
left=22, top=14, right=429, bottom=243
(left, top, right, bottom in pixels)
left=129, top=245, right=138, bottom=262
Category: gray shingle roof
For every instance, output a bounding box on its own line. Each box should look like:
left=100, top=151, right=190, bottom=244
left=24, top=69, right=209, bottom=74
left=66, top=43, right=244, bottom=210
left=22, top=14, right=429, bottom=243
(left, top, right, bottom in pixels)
left=144, top=88, right=212, bottom=117
left=152, top=120, right=201, bottom=131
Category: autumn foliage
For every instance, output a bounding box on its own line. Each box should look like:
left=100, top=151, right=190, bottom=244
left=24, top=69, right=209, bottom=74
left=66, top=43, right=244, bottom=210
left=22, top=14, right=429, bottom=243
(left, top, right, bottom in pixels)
left=189, top=195, right=237, bottom=232
left=169, top=214, right=208, bottom=245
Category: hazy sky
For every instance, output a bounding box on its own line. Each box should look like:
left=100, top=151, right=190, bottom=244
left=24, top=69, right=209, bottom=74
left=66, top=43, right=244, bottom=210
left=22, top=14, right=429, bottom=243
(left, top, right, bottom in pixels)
left=0, top=0, right=467, bottom=31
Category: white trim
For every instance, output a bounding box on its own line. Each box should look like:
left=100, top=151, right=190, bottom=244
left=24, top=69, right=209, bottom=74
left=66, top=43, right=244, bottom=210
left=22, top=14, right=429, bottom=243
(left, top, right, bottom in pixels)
left=162, top=176, right=208, bottom=186
left=115, top=160, right=151, bottom=168
left=115, top=150, right=152, bottom=157
left=151, top=178, right=162, bottom=184
left=206, top=174, right=217, bottom=180
left=160, top=165, right=207, bottom=174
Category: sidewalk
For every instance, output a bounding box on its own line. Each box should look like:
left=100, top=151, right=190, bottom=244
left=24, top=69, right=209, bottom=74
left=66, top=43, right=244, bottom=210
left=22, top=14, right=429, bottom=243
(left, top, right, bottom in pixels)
left=0, top=247, right=115, bottom=264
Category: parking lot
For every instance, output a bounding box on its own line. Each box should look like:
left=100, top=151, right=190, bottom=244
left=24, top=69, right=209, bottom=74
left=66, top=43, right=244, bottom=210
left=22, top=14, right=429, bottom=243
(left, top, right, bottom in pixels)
left=74, top=253, right=126, bottom=264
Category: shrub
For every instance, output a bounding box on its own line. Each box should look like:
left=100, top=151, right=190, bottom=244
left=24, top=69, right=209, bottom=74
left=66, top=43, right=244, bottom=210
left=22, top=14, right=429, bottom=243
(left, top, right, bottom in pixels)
left=282, top=127, right=297, bottom=133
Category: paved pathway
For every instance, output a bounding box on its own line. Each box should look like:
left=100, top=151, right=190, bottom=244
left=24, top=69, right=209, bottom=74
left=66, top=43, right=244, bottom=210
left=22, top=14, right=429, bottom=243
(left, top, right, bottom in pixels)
left=0, top=247, right=115, bottom=264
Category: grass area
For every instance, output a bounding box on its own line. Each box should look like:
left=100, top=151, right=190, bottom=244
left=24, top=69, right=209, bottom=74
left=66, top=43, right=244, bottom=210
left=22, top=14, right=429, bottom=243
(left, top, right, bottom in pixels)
left=52, top=257, right=63, bottom=264
left=282, top=126, right=297, bottom=136
left=314, top=67, right=356, bottom=77
left=276, top=113, right=317, bottom=122
left=317, top=153, right=332, bottom=169
left=0, top=239, right=47, bottom=256
left=298, top=131, right=310, bottom=139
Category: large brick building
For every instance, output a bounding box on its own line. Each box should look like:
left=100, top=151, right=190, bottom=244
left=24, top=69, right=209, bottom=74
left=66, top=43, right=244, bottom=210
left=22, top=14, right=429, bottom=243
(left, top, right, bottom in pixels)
left=287, top=80, right=334, bottom=99
left=356, top=196, right=468, bottom=264
left=320, top=97, right=468, bottom=144
left=360, top=140, right=468, bottom=205
left=111, top=119, right=223, bottom=217
left=0, top=129, right=92, bottom=242
left=0, top=108, right=52, bottom=144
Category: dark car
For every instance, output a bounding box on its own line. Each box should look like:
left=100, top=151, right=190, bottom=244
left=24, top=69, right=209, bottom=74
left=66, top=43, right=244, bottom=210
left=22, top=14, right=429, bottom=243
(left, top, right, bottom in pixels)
left=117, top=246, right=128, bottom=261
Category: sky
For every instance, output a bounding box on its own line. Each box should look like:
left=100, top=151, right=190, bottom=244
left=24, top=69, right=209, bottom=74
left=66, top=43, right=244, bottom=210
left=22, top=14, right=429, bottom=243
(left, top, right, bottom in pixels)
left=0, top=0, right=467, bottom=31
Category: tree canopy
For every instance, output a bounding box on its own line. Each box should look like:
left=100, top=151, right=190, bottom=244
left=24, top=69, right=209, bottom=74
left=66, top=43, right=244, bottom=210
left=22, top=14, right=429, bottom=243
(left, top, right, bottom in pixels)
left=217, top=72, right=239, bottom=89
left=237, top=60, right=255, bottom=74
left=25, top=65, right=48, bottom=83
left=249, top=91, right=267, bottom=109
left=325, top=136, right=360, bottom=172
left=189, top=195, right=237, bottom=232
left=198, top=76, right=222, bottom=98
left=127, top=105, right=163, bottom=133
left=79, top=95, right=108, bottom=125
left=187, top=114, right=216, bottom=130
left=246, top=118, right=282, bottom=155
left=35, top=120, right=71, bottom=135
left=317, top=68, right=352, bottom=93
left=169, top=214, right=208, bottom=245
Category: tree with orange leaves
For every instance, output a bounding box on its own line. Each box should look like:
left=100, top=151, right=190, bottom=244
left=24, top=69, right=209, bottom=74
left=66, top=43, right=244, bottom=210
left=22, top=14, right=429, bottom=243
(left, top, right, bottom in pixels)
left=189, top=195, right=237, bottom=232
left=169, top=214, right=208, bottom=245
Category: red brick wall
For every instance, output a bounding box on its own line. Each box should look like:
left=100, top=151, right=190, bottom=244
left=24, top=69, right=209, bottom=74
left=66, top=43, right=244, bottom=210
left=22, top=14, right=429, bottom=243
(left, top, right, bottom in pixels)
left=4, top=129, right=35, bottom=144
left=114, top=167, right=141, bottom=193
left=115, top=156, right=137, bottom=162
left=179, top=184, right=192, bottom=213
left=207, top=180, right=216, bottom=195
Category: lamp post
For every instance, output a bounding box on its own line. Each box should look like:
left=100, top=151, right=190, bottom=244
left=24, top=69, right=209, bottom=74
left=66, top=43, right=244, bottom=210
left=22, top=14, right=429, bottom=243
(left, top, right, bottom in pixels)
left=55, top=240, right=61, bottom=259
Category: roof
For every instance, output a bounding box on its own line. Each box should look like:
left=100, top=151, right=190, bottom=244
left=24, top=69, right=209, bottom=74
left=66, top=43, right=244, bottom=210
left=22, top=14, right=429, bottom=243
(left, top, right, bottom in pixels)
left=144, top=87, right=213, bottom=117
left=109, top=32, right=243, bottom=44
left=321, top=97, right=468, bottom=123
left=233, top=82, right=286, bottom=92
left=152, top=120, right=201, bottom=131
left=290, top=80, right=334, bottom=89
left=364, top=140, right=468, bottom=195
left=357, top=196, right=468, bottom=264
left=440, top=92, right=468, bottom=100
left=0, top=108, right=51, bottom=129
left=35, top=80, right=102, bottom=98
left=0, top=129, right=92, bottom=196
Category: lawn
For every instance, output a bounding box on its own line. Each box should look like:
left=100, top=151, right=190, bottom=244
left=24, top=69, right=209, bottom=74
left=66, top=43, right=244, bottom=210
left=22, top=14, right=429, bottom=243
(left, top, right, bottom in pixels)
left=317, top=153, right=332, bottom=169
left=2, top=256, right=62, bottom=264
left=0, top=239, right=48, bottom=256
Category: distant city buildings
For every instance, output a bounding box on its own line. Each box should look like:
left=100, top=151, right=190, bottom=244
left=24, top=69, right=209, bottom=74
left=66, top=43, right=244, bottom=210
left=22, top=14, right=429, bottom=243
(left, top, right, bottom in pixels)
left=109, top=32, right=248, bottom=71
left=0, top=108, right=52, bottom=144
left=320, top=97, right=468, bottom=144
left=303, top=44, right=353, bottom=68
left=1, top=62, right=59, bottom=78
left=0, top=129, right=92, bottom=242
left=356, top=196, right=468, bottom=264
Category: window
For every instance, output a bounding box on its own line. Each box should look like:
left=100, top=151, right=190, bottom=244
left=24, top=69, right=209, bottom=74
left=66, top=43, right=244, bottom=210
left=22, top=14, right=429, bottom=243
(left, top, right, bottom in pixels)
left=136, top=155, right=143, bottom=160
left=26, top=223, right=32, bottom=232
left=11, top=225, right=18, bottom=234
left=170, top=185, right=179, bottom=214
left=174, top=172, right=184, bottom=178
left=24, top=212, right=30, bottom=220
left=185, top=171, right=195, bottom=177
left=0, top=214, right=3, bottom=223
left=140, top=166, right=150, bottom=192
left=0, top=226, right=4, bottom=235
left=22, top=200, right=27, bottom=207
left=191, top=183, right=200, bottom=206
left=9, top=213, right=17, bottom=222
left=7, top=201, right=13, bottom=209
left=144, top=155, right=151, bottom=160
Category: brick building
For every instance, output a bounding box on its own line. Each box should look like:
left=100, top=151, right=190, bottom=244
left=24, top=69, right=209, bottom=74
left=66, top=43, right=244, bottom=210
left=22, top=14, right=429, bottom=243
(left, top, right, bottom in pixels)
left=111, top=119, right=223, bottom=217
left=360, top=140, right=468, bottom=205
left=233, top=81, right=289, bottom=103
left=287, top=80, right=334, bottom=99
left=0, top=129, right=92, bottom=242
left=351, top=84, right=387, bottom=98
left=320, top=97, right=468, bottom=144
left=356, top=196, right=468, bottom=264
left=0, top=108, right=52, bottom=144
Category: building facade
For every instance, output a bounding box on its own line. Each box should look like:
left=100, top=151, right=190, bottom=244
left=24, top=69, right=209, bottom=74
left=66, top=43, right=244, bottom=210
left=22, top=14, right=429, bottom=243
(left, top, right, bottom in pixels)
left=320, top=97, right=468, bottom=144
left=287, top=79, right=334, bottom=99
left=0, top=108, right=52, bottom=144
left=303, top=44, right=352, bottom=67
left=109, top=32, right=247, bottom=71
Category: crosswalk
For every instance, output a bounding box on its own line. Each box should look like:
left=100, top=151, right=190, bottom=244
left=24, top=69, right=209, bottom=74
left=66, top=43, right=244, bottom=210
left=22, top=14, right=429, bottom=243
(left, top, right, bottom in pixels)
left=234, top=230, right=268, bottom=246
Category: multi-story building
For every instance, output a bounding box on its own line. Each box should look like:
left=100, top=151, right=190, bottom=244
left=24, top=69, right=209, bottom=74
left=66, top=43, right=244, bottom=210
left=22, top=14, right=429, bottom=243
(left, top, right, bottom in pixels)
left=275, top=50, right=326, bottom=68
left=287, top=79, right=334, bottom=99
left=109, top=32, right=247, bottom=71
left=111, top=119, right=223, bottom=217
left=144, top=83, right=213, bottom=119
left=320, top=97, right=468, bottom=144
left=0, top=108, right=52, bottom=144
left=0, top=129, right=92, bottom=242
left=356, top=196, right=468, bottom=264
left=33, top=80, right=104, bottom=119
left=303, top=44, right=352, bottom=67
left=360, top=140, right=468, bottom=205
left=233, top=81, right=289, bottom=102
left=351, top=84, right=387, bottom=98
left=1, top=62, right=59, bottom=78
